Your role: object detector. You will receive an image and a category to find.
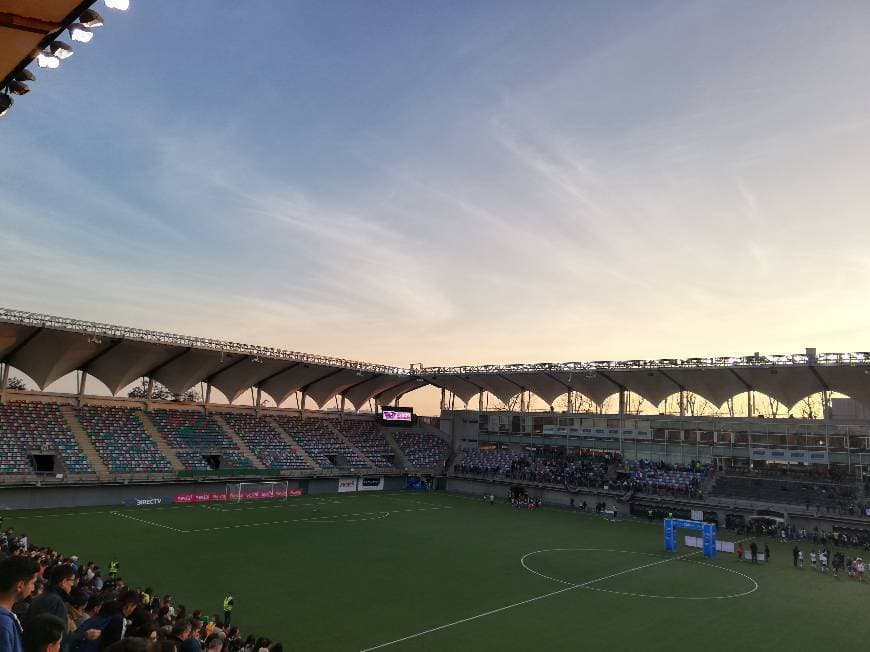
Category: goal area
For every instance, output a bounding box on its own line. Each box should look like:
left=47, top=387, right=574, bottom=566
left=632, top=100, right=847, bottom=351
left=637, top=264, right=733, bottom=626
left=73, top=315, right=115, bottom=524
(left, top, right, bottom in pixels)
left=226, top=481, right=289, bottom=503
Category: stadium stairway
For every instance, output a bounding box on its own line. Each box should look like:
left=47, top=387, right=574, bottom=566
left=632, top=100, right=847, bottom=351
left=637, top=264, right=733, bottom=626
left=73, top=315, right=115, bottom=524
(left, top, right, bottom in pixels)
left=383, top=430, right=412, bottom=470
left=134, top=411, right=186, bottom=472
left=59, top=405, right=110, bottom=478
left=210, top=413, right=266, bottom=470
left=267, top=416, right=320, bottom=470
left=324, top=420, right=377, bottom=468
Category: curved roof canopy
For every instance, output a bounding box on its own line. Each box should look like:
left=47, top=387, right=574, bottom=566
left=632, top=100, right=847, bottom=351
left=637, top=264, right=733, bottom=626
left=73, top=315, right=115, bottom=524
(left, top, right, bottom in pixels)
left=0, top=308, right=415, bottom=409
left=4, top=308, right=870, bottom=411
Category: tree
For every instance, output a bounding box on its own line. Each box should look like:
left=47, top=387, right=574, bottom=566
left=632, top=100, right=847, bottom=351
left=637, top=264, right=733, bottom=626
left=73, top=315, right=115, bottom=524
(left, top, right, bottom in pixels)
left=6, top=376, right=27, bottom=390
left=127, top=380, right=172, bottom=401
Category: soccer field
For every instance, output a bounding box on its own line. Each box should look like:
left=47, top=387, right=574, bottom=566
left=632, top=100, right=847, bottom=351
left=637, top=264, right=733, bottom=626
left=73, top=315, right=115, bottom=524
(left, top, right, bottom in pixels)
left=6, top=491, right=868, bottom=650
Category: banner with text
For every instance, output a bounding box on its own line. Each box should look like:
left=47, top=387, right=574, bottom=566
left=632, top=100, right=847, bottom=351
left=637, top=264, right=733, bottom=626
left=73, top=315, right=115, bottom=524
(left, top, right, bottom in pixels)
left=122, top=496, right=173, bottom=507
left=175, top=491, right=228, bottom=504
left=338, top=477, right=358, bottom=492
left=359, top=477, right=384, bottom=491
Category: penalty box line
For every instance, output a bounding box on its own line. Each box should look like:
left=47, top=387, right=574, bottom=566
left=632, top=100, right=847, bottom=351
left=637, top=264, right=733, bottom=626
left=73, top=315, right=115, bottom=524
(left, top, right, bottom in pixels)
left=358, top=549, right=700, bottom=652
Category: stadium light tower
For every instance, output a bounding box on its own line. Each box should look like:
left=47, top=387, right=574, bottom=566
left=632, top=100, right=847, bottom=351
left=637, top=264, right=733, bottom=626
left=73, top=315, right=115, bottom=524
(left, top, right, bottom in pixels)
left=104, top=0, right=131, bottom=10
left=36, top=49, right=60, bottom=69
left=49, top=42, right=75, bottom=60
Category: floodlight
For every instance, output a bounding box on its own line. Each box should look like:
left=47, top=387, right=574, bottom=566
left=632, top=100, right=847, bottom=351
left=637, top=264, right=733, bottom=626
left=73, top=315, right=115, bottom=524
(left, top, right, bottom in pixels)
left=36, top=50, right=60, bottom=69
left=78, top=9, right=105, bottom=27
left=104, top=0, right=130, bottom=10
left=49, top=42, right=74, bottom=60
left=0, top=93, right=12, bottom=118
left=13, top=69, right=35, bottom=82
left=69, top=24, right=94, bottom=43
left=8, top=80, right=29, bottom=95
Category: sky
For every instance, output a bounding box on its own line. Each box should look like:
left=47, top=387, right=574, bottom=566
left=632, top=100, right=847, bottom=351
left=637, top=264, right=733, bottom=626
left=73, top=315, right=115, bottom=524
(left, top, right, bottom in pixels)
left=3, top=0, right=870, bottom=414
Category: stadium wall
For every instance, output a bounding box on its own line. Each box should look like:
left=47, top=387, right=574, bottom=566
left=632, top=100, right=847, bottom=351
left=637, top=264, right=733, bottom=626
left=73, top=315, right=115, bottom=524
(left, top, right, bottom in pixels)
left=0, top=476, right=407, bottom=510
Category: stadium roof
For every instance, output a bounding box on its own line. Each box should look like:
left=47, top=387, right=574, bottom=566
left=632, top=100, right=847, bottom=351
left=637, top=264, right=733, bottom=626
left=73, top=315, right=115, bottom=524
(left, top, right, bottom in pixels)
left=3, top=307, right=870, bottom=410
left=0, top=308, right=417, bottom=409
left=0, top=1, right=95, bottom=88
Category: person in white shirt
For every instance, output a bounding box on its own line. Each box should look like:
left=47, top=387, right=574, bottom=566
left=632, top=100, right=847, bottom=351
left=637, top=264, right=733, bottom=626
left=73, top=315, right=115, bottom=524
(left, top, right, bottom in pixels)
left=810, top=551, right=817, bottom=569
left=798, top=550, right=804, bottom=568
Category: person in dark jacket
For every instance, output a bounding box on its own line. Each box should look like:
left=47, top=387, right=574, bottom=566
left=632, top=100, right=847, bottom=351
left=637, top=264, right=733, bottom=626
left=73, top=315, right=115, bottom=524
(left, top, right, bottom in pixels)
left=98, top=590, right=140, bottom=650
left=23, top=613, right=65, bottom=652
left=24, top=565, right=75, bottom=632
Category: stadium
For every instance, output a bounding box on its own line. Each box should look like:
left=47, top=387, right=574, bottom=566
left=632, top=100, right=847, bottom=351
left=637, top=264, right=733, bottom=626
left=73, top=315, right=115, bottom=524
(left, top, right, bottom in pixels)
left=4, top=2, right=870, bottom=652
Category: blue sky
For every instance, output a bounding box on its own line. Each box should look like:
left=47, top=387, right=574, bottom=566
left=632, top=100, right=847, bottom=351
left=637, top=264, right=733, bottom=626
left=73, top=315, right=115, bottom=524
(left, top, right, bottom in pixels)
left=3, top=1, right=870, bottom=409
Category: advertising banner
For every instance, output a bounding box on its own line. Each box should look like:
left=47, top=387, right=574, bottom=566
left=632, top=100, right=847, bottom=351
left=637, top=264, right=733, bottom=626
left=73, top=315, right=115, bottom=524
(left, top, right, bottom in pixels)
left=175, top=491, right=228, bottom=504
left=288, top=488, right=304, bottom=497
left=338, top=477, right=358, bottom=492
left=122, top=496, right=173, bottom=507
left=359, top=477, right=384, bottom=491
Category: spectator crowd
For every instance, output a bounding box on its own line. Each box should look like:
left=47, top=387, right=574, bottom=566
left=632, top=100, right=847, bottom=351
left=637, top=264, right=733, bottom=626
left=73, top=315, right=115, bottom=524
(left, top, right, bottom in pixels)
left=0, top=528, right=282, bottom=652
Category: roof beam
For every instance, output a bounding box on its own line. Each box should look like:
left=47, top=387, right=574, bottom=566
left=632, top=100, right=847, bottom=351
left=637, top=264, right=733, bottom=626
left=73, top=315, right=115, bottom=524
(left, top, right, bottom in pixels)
left=729, top=369, right=753, bottom=391
left=300, top=368, right=345, bottom=393
left=143, top=347, right=192, bottom=379
left=79, top=338, right=124, bottom=372
left=1, top=326, right=44, bottom=363
left=657, top=370, right=684, bottom=392
left=206, top=355, right=250, bottom=383
left=254, top=362, right=300, bottom=387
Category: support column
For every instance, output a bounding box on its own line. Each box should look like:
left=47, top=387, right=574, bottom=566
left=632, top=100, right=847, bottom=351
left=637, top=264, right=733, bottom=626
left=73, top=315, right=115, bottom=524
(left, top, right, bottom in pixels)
left=440, top=388, right=446, bottom=411
left=203, top=383, right=212, bottom=415
left=255, top=387, right=262, bottom=417
left=394, top=395, right=400, bottom=407
left=679, top=389, right=686, bottom=417
left=618, top=389, right=626, bottom=419
left=746, top=390, right=753, bottom=418
left=146, top=377, right=154, bottom=411
left=478, top=392, right=483, bottom=413
left=77, top=371, right=88, bottom=407
left=567, top=390, right=573, bottom=414
left=0, top=363, right=8, bottom=404
left=300, top=391, right=307, bottom=418
left=340, top=395, right=346, bottom=424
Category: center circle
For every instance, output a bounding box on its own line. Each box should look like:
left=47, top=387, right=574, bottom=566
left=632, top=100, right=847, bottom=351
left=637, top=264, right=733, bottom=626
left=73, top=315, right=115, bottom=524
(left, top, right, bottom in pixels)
left=521, top=548, right=758, bottom=600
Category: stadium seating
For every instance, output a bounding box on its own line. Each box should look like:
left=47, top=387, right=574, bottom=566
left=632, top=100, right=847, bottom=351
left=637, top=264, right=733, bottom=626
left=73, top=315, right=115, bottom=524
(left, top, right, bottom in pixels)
left=0, top=402, right=92, bottom=473
left=273, top=415, right=369, bottom=469
left=220, top=412, right=312, bottom=470
left=711, top=473, right=857, bottom=510
left=393, top=431, right=449, bottom=468
left=330, top=419, right=395, bottom=468
left=148, top=409, right=253, bottom=470
left=76, top=406, right=173, bottom=473
left=455, top=449, right=515, bottom=474
left=623, top=460, right=709, bottom=495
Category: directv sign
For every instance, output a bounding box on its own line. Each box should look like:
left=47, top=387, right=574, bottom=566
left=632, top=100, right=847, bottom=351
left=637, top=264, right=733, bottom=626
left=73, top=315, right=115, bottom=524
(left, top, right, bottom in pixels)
left=122, top=496, right=173, bottom=507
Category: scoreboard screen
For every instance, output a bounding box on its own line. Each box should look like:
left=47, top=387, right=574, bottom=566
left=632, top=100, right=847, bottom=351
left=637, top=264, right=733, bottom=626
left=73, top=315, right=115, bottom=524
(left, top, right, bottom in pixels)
left=379, top=406, right=415, bottom=426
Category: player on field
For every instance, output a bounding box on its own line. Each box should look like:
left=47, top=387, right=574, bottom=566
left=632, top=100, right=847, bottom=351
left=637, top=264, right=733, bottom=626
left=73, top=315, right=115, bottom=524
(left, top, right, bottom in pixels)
left=810, top=550, right=816, bottom=569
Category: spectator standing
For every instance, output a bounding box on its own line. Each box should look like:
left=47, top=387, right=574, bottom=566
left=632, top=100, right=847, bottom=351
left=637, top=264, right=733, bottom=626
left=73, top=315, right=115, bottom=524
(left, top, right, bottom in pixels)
left=750, top=542, right=758, bottom=564
left=792, top=546, right=799, bottom=568
left=223, top=594, right=233, bottom=628
left=764, top=544, right=771, bottom=563
left=0, top=556, right=39, bottom=652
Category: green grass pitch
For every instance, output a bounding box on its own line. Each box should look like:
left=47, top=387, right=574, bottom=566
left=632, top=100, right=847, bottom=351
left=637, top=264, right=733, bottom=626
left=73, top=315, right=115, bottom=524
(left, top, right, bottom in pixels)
left=6, top=491, right=869, bottom=650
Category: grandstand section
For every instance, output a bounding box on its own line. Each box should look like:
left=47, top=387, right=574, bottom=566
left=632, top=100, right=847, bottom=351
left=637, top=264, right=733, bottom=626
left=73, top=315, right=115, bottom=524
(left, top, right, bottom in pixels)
left=76, top=405, right=173, bottom=474
left=0, top=401, right=92, bottom=474
left=394, top=430, right=450, bottom=469
left=219, top=411, right=312, bottom=470
left=273, top=414, right=369, bottom=469
left=330, top=417, right=395, bottom=468
left=148, top=408, right=253, bottom=471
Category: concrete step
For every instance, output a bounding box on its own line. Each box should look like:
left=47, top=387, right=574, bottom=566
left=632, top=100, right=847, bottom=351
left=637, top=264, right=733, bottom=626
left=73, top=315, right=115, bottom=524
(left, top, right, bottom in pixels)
left=268, top=416, right=320, bottom=470
left=59, top=404, right=110, bottom=479
left=210, top=413, right=265, bottom=470
left=383, top=430, right=412, bottom=471
left=136, top=410, right=186, bottom=472
left=324, top=420, right=376, bottom=469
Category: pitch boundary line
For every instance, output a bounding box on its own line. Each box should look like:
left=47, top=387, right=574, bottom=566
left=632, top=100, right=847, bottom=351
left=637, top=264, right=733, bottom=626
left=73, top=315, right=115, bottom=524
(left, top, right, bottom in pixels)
left=109, top=510, right=187, bottom=532
left=358, top=549, right=700, bottom=651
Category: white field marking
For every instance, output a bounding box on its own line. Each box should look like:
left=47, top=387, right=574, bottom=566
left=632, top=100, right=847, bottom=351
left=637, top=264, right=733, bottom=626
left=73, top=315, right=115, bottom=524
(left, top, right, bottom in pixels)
left=110, top=511, right=187, bottom=533
left=186, top=510, right=393, bottom=532
left=358, top=549, right=700, bottom=652
left=521, top=548, right=759, bottom=600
